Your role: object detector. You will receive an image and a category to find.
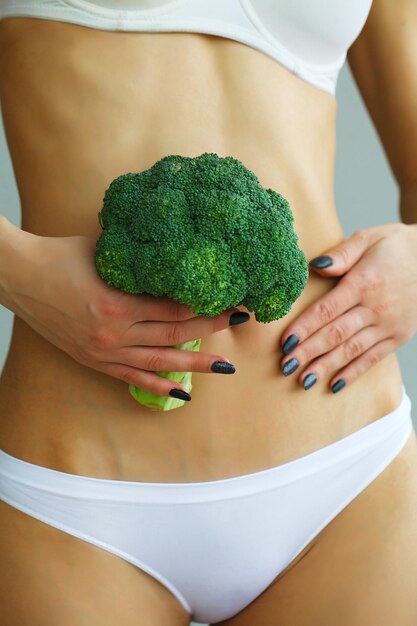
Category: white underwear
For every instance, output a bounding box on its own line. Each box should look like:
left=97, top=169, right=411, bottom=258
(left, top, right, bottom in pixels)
left=0, top=384, right=413, bottom=624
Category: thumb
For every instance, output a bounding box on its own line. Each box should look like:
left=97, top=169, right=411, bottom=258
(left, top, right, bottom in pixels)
left=308, top=230, right=370, bottom=276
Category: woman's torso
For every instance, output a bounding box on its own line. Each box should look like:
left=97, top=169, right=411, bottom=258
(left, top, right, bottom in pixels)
left=0, top=16, right=404, bottom=482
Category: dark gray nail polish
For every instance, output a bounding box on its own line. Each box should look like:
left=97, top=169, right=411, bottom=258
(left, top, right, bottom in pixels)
left=169, top=388, right=192, bottom=401
left=229, top=311, right=250, bottom=325
left=309, top=255, right=333, bottom=269
left=282, top=358, right=299, bottom=376
left=303, top=373, right=317, bottom=390
left=331, top=379, right=346, bottom=394
left=282, top=334, right=300, bottom=355
left=211, top=361, right=236, bottom=374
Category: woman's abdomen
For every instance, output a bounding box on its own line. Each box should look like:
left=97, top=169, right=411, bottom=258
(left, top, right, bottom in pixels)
left=0, top=17, right=405, bottom=481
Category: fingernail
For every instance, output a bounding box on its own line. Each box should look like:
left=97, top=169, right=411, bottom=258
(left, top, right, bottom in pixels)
left=331, top=379, right=346, bottom=394
left=309, top=255, right=333, bottom=269
left=282, top=358, right=299, bottom=376
left=211, top=361, right=236, bottom=374
left=282, top=334, right=300, bottom=355
left=303, top=373, right=317, bottom=390
left=169, top=388, right=192, bottom=401
left=229, top=311, right=250, bottom=326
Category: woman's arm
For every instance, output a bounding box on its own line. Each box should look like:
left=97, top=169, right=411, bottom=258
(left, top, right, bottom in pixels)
left=0, top=213, right=243, bottom=401
left=347, top=0, right=417, bottom=224
left=0, top=213, right=37, bottom=312
left=277, top=1, right=417, bottom=390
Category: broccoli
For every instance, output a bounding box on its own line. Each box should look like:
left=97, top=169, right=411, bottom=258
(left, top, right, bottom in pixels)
left=95, top=152, right=309, bottom=411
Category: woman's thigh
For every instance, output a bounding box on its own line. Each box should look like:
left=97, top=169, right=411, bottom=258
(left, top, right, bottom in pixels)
left=0, top=500, right=190, bottom=626
left=213, top=430, right=417, bottom=626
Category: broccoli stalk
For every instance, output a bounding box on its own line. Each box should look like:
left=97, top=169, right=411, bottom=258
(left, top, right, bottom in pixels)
left=95, top=152, right=309, bottom=411
left=127, top=338, right=202, bottom=411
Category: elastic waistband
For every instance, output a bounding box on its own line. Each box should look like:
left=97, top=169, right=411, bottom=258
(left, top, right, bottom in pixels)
left=0, top=385, right=413, bottom=503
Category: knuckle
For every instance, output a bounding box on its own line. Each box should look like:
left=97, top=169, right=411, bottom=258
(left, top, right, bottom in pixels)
left=162, top=298, right=180, bottom=319
left=88, top=326, right=117, bottom=349
left=160, top=297, right=193, bottom=321
left=358, top=306, right=373, bottom=325
left=366, top=274, right=381, bottom=292
left=316, top=300, right=335, bottom=324
left=373, top=300, right=389, bottom=317
left=338, top=244, right=351, bottom=266
left=367, top=350, right=380, bottom=367
left=343, top=338, right=362, bottom=361
left=143, top=350, right=165, bottom=372
left=329, top=323, right=346, bottom=345
left=357, top=269, right=380, bottom=293
left=168, top=301, right=182, bottom=320
left=171, top=299, right=191, bottom=320
left=98, top=296, right=128, bottom=319
left=165, top=322, right=185, bottom=346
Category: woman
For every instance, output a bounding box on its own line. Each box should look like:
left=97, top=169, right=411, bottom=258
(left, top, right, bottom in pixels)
left=0, top=1, right=417, bottom=624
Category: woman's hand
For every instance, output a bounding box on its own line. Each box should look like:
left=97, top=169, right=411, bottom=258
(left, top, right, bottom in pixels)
left=279, top=222, right=417, bottom=393
left=6, top=231, right=249, bottom=400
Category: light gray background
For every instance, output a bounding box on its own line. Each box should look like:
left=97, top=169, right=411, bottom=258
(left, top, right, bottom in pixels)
left=0, top=62, right=416, bottom=626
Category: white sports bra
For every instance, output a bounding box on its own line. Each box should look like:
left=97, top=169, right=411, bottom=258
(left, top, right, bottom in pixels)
left=0, top=0, right=373, bottom=95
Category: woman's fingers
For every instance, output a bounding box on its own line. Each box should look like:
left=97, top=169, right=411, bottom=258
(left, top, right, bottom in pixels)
left=326, top=336, right=397, bottom=392
left=124, top=307, right=248, bottom=347
left=96, top=361, right=193, bottom=399
left=279, top=303, right=386, bottom=392
left=97, top=343, right=238, bottom=399
left=10, top=231, right=246, bottom=402
left=84, top=301, right=248, bottom=398
left=107, top=345, right=236, bottom=375
left=280, top=305, right=376, bottom=373
left=280, top=273, right=360, bottom=354
left=294, top=325, right=388, bottom=391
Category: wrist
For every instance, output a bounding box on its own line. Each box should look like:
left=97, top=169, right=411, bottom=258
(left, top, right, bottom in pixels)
left=0, top=215, right=41, bottom=310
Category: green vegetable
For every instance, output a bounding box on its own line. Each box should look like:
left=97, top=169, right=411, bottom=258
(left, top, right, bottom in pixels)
left=95, top=152, right=309, bottom=411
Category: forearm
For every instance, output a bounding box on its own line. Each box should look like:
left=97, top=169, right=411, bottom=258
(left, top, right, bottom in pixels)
left=0, top=214, right=38, bottom=312
left=400, top=183, right=417, bottom=225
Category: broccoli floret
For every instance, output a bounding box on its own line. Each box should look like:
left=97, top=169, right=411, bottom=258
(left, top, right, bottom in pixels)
left=95, top=152, right=309, bottom=411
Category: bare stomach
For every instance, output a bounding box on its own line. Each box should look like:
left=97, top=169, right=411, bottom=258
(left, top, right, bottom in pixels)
left=0, top=18, right=404, bottom=483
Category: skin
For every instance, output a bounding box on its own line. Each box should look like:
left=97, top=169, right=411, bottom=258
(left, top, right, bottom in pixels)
left=0, top=0, right=416, bottom=623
